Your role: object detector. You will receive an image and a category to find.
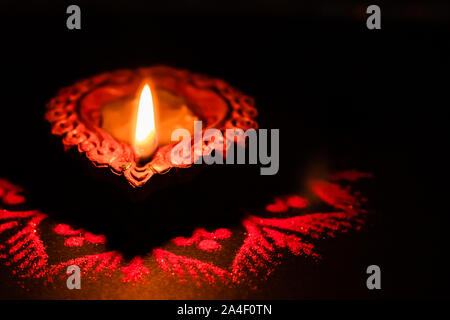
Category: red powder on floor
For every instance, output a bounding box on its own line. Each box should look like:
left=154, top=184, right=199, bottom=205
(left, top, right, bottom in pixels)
left=255, top=212, right=362, bottom=239
left=286, top=195, right=308, bottom=208
left=0, top=210, right=38, bottom=220
left=84, top=232, right=106, bottom=245
left=64, top=237, right=84, bottom=247
left=231, top=211, right=362, bottom=283
left=231, top=173, right=369, bottom=284
left=262, top=227, right=320, bottom=259
left=1, top=213, right=48, bottom=277
left=47, top=251, right=123, bottom=280
left=54, top=224, right=106, bottom=246
left=330, top=170, right=373, bottom=182
left=0, top=171, right=372, bottom=288
left=154, top=249, right=231, bottom=285
left=265, top=199, right=288, bottom=213
left=266, top=195, right=308, bottom=213
left=310, top=180, right=362, bottom=212
left=197, top=239, right=221, bottom=252
left=172, top=228, right=231, bottom=252
left=0, top=221, right=18, bottom=235
left=231, top=218, right=276, bottom=283
left=0, top=179, right=26, bottom=205
left=54, top=224, right=81, bottom=236
left=120, top=257, right=149, bottom=283
left=3, top=193, right=26, bottom=206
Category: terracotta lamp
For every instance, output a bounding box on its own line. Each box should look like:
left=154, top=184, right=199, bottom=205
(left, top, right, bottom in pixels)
left=45, top=66, right=258, bottom=198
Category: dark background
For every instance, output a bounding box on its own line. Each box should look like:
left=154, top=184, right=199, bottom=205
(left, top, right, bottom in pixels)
left=0, top=1, right=449, bottom=298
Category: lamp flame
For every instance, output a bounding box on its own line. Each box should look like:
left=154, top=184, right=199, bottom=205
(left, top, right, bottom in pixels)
left=134, top=84, right=158, bottom=160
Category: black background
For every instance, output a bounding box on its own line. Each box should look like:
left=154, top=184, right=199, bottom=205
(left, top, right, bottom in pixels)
left=0, top=1, right=449, bottom=298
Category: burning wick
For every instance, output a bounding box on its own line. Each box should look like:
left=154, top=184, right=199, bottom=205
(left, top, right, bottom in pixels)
left=134, top=84, right=158, bottom=162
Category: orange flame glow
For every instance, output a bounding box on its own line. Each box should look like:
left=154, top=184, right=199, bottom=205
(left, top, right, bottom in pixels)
left=134, top=84, right=158, bottom=160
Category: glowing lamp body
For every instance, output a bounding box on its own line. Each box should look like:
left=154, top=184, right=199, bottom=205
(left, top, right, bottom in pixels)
left=46, top=66, right=258, bottom=189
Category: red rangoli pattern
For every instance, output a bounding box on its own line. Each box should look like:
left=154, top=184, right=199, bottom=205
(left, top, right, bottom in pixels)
left=0, top=171, right=372, bottom=288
